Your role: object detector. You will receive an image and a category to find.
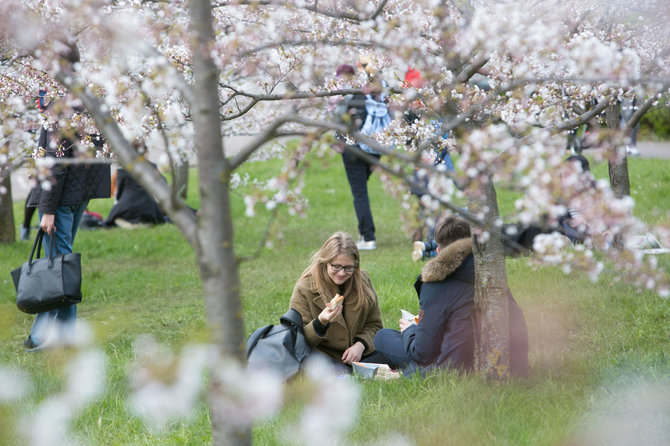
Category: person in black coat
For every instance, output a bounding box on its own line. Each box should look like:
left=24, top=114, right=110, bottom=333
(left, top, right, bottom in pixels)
left=25, top=116, right=111, bottom=350
left=374, top=216, right=529, bottom=377
left=333, top=61, right=385, bottom=251
left=104, top=167, right=166, bottom=227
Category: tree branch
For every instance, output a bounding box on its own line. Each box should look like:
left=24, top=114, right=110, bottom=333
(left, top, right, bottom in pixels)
left=214, top=0, right=389, bottom=22
left=624, top=95, right=657, bottom=132
left=548, top=98, right=609, bottom=133
left=53, top=67, right=199, bottom=247
left=235, top=38, right=391, bottom=59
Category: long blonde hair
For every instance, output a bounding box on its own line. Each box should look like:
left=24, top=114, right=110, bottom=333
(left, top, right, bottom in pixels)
left=299, top=232, right=374, bottom=310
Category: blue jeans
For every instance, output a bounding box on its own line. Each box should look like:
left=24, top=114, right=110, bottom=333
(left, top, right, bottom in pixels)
left=30, top=202, right=88, bottom=346
left=342, top=149, right=381, bottom=242
left=373, top=328, right=413, bottom=370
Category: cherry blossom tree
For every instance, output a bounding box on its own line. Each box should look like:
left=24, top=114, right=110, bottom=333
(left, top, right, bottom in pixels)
left=1, top=0, right=670, bottom=444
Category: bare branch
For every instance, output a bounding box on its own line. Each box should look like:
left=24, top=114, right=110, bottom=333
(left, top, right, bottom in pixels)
left=236, top=207, right=280, bottom=263
left=221, top=98, right=259, bottom=121
left=549, top=99, right=609, bottom=132
left=229, top=112, right=296, bottom=168
left=454, top=55, right=489, bottom=84
left=214, top=0, right=389, bottom=22
left=624, top=95, right=658, bottom=132
left=235, top=38, right=391, bottom=59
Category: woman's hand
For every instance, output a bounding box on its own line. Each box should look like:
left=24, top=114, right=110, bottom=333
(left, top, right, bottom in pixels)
left=341, top=341, right=365, bottom=364
left=317, top=303, right=342, bottom=325
left=40, top=214, right=56, bottom=235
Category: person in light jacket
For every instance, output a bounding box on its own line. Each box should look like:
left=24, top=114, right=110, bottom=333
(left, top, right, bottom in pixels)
left=289, top=231, right=385, bottom=373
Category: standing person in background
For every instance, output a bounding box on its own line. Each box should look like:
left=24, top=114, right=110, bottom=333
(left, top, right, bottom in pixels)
left=289, top=231, right=385, bottom=373
left=19, top=89, right=49, bottom=241
left=19, top=188, right=38, bottom=241
left=333, top=56, right=390, bottom=251
left=23, top=105, right=111, bottom=350
left=620, top=95, right=641, bottom=157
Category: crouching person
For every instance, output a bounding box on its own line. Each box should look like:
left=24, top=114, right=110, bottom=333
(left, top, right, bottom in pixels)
left=374, top=215, right=529, bottom=377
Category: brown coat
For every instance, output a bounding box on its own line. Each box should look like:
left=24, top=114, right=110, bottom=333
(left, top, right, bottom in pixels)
left=289, top=271, right=383, bottom=362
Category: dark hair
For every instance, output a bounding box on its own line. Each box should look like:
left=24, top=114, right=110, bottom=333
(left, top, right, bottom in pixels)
left=434, top=216, right=471, bottom=248
left=565, top=154, right=590, bottom=172
left=336, top=64, right=355, bottom=77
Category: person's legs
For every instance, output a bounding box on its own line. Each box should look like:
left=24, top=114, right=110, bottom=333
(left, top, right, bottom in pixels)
left=373, top=328, right=413, bottom=370
left=342, top=150, right=377, bottom=242
left=21, top=201, right=37, bottom=241
left=29, top=202, right=88, bottom=347
left=359, top=350, right=389, bottom=364
left=301, top=349, right=352, bottom=375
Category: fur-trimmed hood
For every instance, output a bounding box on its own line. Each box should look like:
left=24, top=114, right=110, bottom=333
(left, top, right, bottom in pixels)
left=421, top=238, right=473, bottom=283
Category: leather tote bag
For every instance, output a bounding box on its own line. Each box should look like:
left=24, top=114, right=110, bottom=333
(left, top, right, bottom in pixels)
left=246, top=308, right=311, bottom=381
left=11, top=229, right=82, bottom=314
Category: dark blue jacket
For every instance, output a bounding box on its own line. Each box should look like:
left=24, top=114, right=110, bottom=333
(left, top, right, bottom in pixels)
left=401, top=238, right=529, bottom=377
left=401, top=238, right=476, bottom=372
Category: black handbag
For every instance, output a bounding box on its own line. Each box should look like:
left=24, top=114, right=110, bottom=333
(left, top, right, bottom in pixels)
left=10, top=229, right=82, bottom=314
left=246, top=308, right=312, bottom=381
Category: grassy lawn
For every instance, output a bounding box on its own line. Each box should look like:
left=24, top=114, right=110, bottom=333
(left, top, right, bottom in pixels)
left=1, top=149, right=669, bottom=445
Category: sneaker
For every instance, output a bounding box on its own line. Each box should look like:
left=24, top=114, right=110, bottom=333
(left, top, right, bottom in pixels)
left=357, top=239, right=377, bottom=250
left=411, top=250, right=424, bottom=262
left=23, top=336, right=37, bottom=349
left=626, top=145, right=641, bottom=157
left=413, top=241, right=426, bottom=252
left=19, top=226, right=30, bottom=241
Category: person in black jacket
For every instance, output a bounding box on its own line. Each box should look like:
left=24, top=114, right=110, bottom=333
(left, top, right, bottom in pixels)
left=104, top=167, right=166, bottom=228
left=374, top=215, right=529, bottom=376
left=24, top=112, right=111, bottom=350
left=333, top=60, right=386, bottom=251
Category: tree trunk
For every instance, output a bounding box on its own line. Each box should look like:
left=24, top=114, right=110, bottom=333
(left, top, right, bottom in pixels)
left=189, top=1, right=249, bottom=445
left=173, top=159, right=189, bottom=200
left=468, top=179, right=511, bottom=380
left=605, top=103, right=630, bottom=250
left=606, top=103, right=631, bottom=199
left=0, top=171, right=16, bottom=243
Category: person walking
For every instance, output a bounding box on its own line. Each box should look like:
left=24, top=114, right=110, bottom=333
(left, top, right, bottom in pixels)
left=333, top=57, right=390, bottom=250
left=23, top=108, right=111, bottom=350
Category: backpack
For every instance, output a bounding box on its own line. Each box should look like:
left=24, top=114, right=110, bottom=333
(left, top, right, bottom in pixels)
left=246, top=308, right=311, bottom=381
left=359, top=80, right=392, bottom=154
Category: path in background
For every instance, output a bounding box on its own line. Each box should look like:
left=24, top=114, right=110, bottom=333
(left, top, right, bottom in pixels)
left=10, top=139, right=670, bottom=203
left=636, top=141, right=670, bottom=159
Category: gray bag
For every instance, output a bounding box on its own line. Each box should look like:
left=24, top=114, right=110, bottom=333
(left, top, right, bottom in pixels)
left=246, top=308, right=311, bottom=381
left=11, top=229, right=82, bottom=314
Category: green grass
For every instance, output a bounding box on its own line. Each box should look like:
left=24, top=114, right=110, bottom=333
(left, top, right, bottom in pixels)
left=1, top=150, right=669, bottom=445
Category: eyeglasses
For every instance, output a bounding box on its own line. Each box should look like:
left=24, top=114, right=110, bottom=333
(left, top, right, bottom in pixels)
left=330, top=263, right=356, bottom=273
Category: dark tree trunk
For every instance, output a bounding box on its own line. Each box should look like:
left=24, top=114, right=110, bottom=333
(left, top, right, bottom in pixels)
left=468, top=178, right=511, bottom=380
left=0, top=172, right=16, bottom=243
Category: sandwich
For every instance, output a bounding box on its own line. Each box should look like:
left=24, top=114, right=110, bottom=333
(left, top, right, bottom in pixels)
left=328, top=293, right=344, bottom=310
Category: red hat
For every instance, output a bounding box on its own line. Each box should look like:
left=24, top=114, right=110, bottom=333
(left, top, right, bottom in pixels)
left=404, top=68, right=423, bottom=88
